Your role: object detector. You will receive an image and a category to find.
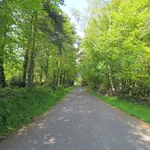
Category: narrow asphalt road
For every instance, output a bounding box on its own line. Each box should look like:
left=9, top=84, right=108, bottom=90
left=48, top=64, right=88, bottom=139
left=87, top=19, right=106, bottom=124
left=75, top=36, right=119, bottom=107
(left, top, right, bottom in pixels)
left=0, top=88, right=150, bottom=150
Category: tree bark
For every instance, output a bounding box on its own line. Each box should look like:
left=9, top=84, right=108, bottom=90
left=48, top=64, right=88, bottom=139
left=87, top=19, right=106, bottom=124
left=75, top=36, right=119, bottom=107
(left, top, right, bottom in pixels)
left=27, top=15, right=37, bottom=87
left=45, top=58, right=49, bottom=83
left=22, top=22, right=32, bottom=87
left=0, top=59, right=6, bottom=88
left=56, top=54, right=61, bottom=86
left=28, top=40, right=36, bottom=87
left=0, top=30, right=7, bottom=88
left=40, top=69, right=43, bottom=83
left=22, top=49, right=29, bottom=87
left=108, top=65, right=115, bottom=94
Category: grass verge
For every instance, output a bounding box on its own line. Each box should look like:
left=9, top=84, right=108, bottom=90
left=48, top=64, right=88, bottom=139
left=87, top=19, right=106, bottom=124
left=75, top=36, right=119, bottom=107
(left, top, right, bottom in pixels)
left=91, top=91, right=150, bottom=123
left=0, top=87, right=71, bottom=137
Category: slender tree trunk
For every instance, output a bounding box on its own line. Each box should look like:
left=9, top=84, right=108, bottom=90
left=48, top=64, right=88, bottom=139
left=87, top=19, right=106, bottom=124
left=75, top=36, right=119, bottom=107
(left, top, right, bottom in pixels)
left=54, top=71, right=57, bottom=86
left=40, top=70, right=43, bottom=83
left=0, top=31, right=7, bottom=88
left=22, top=49, right=29, bottom=87
left=22, top=23, right=32, bottom=87
left=61, top=69, right=65, bottom=85
left=45, top=58, right=49, bottom=83
left=0, top=59, right=6, bottom=88
left=28, top=42, right=36, bottom=87
left=56, top=54, right=61, bottom=86
left=28, top=16, right=37, bottom=87
left=66, top=73, right=69, bottom=85
left=121, top=79, right=124, bottom=92
left=108, top=65, right=115, bottom=94
left=63, top=71, right=66, bottom=84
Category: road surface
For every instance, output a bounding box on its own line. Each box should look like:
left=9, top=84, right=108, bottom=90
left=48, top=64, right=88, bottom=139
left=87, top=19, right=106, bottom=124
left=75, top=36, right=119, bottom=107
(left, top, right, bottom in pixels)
left=0, top=88, right=150, bottom=150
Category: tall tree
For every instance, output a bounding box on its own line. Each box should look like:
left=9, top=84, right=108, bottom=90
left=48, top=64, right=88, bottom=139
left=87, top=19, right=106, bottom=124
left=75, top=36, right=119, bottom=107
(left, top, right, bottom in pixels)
left=80, top=0, right=150, bottom=102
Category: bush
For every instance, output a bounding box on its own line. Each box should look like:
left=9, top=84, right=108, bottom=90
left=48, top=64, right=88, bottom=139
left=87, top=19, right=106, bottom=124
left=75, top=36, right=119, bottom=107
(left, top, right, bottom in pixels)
left=8, top=76, right=24, bottom=88
left=0, top=87, right=71, bottom=137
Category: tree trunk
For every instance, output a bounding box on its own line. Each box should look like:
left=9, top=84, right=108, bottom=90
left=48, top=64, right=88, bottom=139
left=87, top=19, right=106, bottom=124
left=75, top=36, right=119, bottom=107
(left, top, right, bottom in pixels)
left=60, top=69, right=65, bottom=85
left=56, top=54, right=61, bottom=86
left=63, top=71, right=66, bottom=84
left=27, top=16, right=37, bottom=87
left=108, top=65, right=115, bottom=94
left=22, top=49, right=29, bottom=87
left=0, top=59, right=6, bottom=88
left=28, top=41, right=36, bottom=87
left=22, top=23, right=32, bottom=87
left=0, top=30, right=7, bottom=88
left=45, top=58, right=49, bottom=84
left=40, top=70, right=43, bottom=83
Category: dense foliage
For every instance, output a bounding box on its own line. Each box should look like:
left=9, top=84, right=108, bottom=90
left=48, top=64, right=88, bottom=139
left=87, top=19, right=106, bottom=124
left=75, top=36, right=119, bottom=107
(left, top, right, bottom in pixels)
left=80, top=0, right=150, bottom=104
left=0, top=87, right=71, bottom=136
left=0, top=0, right=77, bottom=88
left=0, top=0, right=77, bottom=137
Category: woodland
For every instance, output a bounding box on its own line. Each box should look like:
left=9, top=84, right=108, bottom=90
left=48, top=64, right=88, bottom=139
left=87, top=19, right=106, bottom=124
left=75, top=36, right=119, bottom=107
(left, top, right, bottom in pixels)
left=80, top=0, right=150, bottom=104
left=0, top=0, right=77, bottom=136
left=0, top=0, right=150, bottom=136
left=0, top=0, right=77, bottom=89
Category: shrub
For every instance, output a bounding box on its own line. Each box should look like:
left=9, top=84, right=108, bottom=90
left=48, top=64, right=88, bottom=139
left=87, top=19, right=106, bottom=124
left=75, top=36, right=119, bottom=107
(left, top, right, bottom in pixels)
left=0, top=87, right=70, bottom=137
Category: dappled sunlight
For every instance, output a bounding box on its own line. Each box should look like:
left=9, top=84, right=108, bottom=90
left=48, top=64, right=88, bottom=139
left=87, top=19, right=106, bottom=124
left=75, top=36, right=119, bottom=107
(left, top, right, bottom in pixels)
left=16, top=115, right=49, bottom=137
left=64, top=119, right=70, bottom=122
left=17, top=126, right=27, bottom=136
left=133, top=131, right=150, bottom=142
left=16, top=121, right=47, bottom=136
left=57, top=117, right=64, bottom=121
left=38, top=123, right=45, bottom=127
left=43, top=112, right=49, bottom=116
left=61, top=107, right=73, bottom=113
left=31, top=140, right=39, bottom=145
left=27, top=134, right=58, bottom=149
left=1, top=87, right=150, bottom=150
left=48, top=137, right=56, bottom=145
left=39, top=126, right=44, bottom=129
left=129, top=122, right=150, bottom=141
left=43, top=137, right=56, bottom=145
left=38, top=123, right=45, bottom=129
left=29, top=123, right=36, bottom=127
left=126, top=121, right=150, bottom=149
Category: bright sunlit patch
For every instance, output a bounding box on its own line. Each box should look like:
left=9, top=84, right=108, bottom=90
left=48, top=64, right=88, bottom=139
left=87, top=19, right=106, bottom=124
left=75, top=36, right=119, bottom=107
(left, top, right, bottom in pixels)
left=17, top=126, right=27, bottom=136
left=49, top=137, right=56, bottom=145
left=38, top=123, right=45, bottom=127
left=43, top=137, right=56, bottom=145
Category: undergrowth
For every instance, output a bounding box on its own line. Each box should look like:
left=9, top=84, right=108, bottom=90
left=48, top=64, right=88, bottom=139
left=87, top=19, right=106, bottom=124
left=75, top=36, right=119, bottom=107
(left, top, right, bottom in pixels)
left=0, top=87, right=71, bottom=137
left=91, top=91, right=150, bottom=123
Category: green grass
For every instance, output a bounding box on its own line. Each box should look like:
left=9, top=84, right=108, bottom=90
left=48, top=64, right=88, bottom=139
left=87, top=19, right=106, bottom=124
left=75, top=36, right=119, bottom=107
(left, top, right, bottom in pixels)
left=0, top=87, right=71, bottom=137
left=91, top=91, right=150, bottom=123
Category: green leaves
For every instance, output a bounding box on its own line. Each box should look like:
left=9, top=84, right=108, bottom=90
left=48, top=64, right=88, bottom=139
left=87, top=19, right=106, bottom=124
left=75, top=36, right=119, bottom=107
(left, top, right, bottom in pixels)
left=0, top=0, right=78, bottom=88
left=0, top=87, right=71, bottom=136
left=80, top=0, right=150, bottom=101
